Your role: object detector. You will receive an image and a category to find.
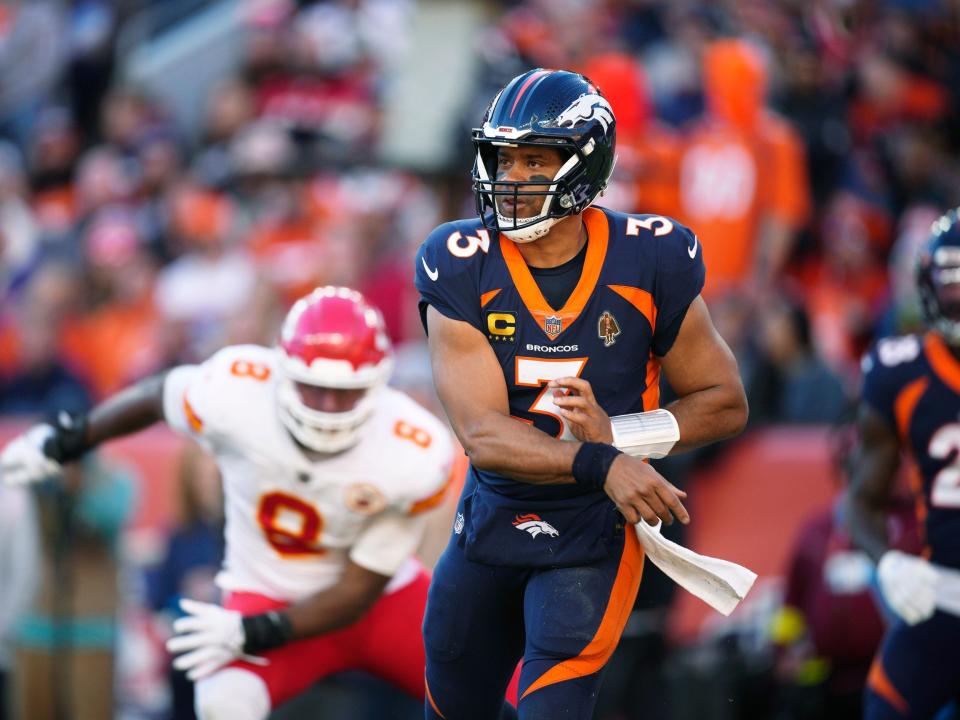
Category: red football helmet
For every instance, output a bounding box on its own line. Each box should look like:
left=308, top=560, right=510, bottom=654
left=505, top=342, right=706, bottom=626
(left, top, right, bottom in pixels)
left=276, top=286, right=393, bottom=453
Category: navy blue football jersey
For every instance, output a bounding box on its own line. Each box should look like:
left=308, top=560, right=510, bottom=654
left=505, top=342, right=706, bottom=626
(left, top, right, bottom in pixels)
left=861, top=332, right=960, bottom=569
left=415, top=206, right=705, bottom=502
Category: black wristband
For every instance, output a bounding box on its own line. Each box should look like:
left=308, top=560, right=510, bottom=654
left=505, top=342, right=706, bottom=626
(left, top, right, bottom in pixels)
left=242, top=610, right=293, bottom=654
left=572, top=442, right=623, bottom=490
left=44, top=411, right=90, bottom=463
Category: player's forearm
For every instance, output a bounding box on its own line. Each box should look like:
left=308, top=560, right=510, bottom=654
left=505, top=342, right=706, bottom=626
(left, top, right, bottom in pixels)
left=664, top=381, right=748, bottom=453
left=283, top=587, right=377, bottom=639
left=845, top=409, right=900, bottom=563
left=845, top=498, right=889, bottom=564
left=84, top=372, right=169, bottom=447
left=460, top=412, right=578, bottom=484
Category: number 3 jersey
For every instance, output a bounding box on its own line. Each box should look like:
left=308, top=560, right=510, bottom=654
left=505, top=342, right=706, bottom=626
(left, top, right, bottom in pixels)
left=161, top=344, right=455, bottom=601
left=415, top=206, right=705, bottom=502
left=861, top=332, right=960, bottom=570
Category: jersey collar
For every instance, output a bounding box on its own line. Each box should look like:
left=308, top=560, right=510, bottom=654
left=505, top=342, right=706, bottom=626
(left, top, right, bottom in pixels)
left=500, top=207, right=609, bottom=340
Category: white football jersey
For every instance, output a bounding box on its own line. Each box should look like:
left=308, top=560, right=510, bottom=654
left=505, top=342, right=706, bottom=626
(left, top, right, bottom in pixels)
left=162, top=344, right=455, bottom=601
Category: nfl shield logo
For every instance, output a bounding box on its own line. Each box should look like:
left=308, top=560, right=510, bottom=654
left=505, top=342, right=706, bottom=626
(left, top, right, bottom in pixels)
left=544, top=315, right=563, bottom=339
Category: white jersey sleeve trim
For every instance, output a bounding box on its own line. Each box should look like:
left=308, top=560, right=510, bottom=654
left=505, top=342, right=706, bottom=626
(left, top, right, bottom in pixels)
left=349, top=511, right=428, bottom=578
left=162, top=365, right=203, bottom=435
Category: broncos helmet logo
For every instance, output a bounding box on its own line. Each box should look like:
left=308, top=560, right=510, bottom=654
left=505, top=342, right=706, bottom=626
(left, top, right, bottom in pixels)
left=512, top=513, right=559, bottom=538
left=554, top=94, right=614, bottom=133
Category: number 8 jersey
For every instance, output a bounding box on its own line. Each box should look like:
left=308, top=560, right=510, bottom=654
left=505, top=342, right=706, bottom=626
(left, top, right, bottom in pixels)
left=162, top=344, right=455, bottom=601
left=861, top=332, right=960, bottom=570
left=415, top=206, right=704, bottom=501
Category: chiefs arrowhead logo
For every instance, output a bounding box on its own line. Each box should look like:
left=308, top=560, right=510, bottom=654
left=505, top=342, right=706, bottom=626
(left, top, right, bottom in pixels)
left=512, top=513, right=559, bottom=538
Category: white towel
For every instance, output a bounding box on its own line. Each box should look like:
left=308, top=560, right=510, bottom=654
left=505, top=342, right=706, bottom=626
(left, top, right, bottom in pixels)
left=634, top=520, right=757, bottom=616
left=935, top=564, right=960, bottom=617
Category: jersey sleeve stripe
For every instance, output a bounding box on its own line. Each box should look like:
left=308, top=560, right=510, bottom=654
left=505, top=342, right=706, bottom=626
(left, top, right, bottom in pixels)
left=893, top=377, right=928, bottom=440
left=866, top=657, right=909, bottom=715
left=425, top=675, right=447, bottom=719
left=607, top=284, right=657, bottom=331
left=924, top=332, right=960, bottom=393
left=480, top=288, right=502, bottom=308
left=409, top=482, right=450, bottom=515
left=642, top=354, right=661, bottom=411
left=905, top=463, right=929, bottom=533
left=409, top=454, right=465, bottom=515
left=520, top=529, right=643, bottom=699
left=183, top=393, right=204, bottom=432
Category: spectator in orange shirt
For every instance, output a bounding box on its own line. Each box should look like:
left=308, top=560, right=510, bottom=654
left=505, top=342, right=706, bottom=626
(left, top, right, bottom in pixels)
left=61, top=209, right=164, bottom=399
left=677, top=38, right=810, bottom=298
left=581, top=52, right=681, bottom=218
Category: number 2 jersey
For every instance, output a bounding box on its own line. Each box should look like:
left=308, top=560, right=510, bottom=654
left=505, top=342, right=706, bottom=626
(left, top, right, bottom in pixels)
left=161, top=344, right=455, bottom=601
left=861, top=332, right=960, bottom=570
left=414, top=205, right=704, bottom=504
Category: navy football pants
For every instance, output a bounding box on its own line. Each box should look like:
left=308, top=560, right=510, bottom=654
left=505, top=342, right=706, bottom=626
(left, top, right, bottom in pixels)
left=423, top=527, right=643, bottom=719
left=864, top=610, right=960, bottom=719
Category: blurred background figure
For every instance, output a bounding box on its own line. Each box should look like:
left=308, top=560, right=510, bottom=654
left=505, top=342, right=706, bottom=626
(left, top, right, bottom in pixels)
left=14, top=456, right=134, bottom=720
left=676, top=38, right=810, bottom=300
left=749, top=292, right=849, bottom=426
left=0, top=483, right=39, bottom=720
left=145, top=445, right=224, bottom=720
left=769, top=422, right=919, bottom=720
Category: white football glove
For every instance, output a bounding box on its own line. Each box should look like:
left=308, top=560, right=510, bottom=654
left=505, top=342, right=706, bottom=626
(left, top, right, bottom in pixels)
left=877, top=550, right=939, bottom=625
left=166, top=599, right=268, bottom=681
left=0, top=424, right=62, bottom=486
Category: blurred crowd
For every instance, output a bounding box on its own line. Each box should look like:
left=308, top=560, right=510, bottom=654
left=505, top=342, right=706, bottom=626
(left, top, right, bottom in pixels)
left=0, top=0, right=958, bottom=718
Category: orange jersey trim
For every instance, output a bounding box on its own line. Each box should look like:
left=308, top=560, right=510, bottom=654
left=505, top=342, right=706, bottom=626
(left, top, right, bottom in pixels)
left=480, top=288, right=502, bottom=308
left=893, top=377, right=928, bottom=442
left=521, top=530, right=644, bottom=699
left=425, top=676, right=446, bottom=719
left=183, top=393, right=204, bottom=432
left=905, top=461, right=930, bottom=554
left=500, top=207, right=609, bottom=340
left=409, top=460, right=459, bottom=515
left=642, top=354, right=661, bottom=411
left=924, top=332, right=960, bottom=393
left=867, top=656, right=908, bottom=715
left=890, top=377, right=931, bottom=555
left=607, top=285, right=657, bottom=332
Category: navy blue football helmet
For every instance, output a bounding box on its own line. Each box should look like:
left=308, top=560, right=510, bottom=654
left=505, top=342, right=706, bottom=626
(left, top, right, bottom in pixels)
left=917, top=207, right=960, bottom=344
left=472, top=69, right=617, bottom=243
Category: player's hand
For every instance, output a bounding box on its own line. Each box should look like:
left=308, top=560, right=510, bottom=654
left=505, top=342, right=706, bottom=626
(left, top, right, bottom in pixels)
left=603, top=454, right=689, bottom=526
left=167, top=599, right=268, bottom=681
left=877, top=550, right=938, bottom=625
left=0, top=424, right=63, bottom=486
left=549, top=376, right=614, bottom=444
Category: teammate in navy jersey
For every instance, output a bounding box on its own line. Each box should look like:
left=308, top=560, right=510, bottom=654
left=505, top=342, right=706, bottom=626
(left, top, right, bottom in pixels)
left=414, top=68, right=748, bottom=719
left=848, top=208, right=960, bottom=720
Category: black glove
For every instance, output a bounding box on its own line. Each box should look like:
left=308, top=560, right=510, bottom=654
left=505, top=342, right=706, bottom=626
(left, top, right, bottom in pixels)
left=43, top=411, right=91, bottom=464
